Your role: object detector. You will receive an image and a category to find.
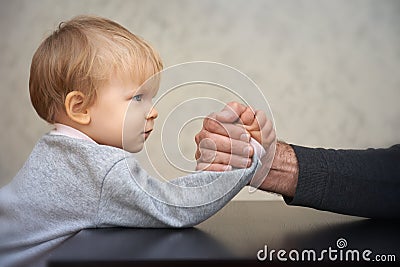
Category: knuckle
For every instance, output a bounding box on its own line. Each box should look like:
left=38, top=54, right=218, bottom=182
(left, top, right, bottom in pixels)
left=196, top=132, right=204, bottom=144
left=200, top=129, right=210, bottom=140
left=204, top=112, right=216, bottom=123
left=203, top=117, right=210, bottom=129
left=199, top=137, right=216, bottom=150
left=230, top=102, right=239, bottom=109
left=227, top=101, right=243, bottom=112
left=195, top=149, right=201, bottom=160
left=227, top=101, right=237, bottom=107
left=210, top=120, right=220, bottom=131
left=202, top=131, right=211, bottom=141
left=204, top=117, right=218, bottom=131
left=199, top=149, right=215, bottom=162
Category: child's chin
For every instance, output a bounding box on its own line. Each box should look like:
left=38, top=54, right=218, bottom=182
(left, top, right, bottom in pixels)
left=123, top=143, right=144, bottom=153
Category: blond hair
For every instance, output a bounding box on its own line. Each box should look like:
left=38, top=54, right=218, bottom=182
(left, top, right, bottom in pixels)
left=29, top=15, right=163, bottom=123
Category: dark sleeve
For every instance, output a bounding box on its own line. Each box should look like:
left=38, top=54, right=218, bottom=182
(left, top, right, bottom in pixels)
left=285, top=144, right=400, bottom=219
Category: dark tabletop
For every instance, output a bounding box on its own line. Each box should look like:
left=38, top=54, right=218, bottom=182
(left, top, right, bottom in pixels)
left=47, top=201, right=399, bottom=267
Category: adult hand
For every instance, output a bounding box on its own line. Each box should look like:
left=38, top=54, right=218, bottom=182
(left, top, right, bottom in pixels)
left=240, top=107, right=276, bottom=150
left=194, top=102, right=252, bottom=171
left=195, top=102, right=275, bottom=171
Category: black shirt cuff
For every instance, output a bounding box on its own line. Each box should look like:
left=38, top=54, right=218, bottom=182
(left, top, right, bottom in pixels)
left=283, top=145, right=329, bottom=209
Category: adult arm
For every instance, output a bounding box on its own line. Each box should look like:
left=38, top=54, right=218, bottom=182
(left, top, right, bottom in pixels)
left=195, top=102, right=400, bottom=219
left=281, top=143, right=400, bottom=219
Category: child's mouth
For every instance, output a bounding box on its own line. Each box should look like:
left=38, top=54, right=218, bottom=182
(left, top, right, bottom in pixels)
left=144, top=129, right=152, bottom=139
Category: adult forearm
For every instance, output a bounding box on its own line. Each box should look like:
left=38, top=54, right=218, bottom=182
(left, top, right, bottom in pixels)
left=258, top=141, right=299, bottom=198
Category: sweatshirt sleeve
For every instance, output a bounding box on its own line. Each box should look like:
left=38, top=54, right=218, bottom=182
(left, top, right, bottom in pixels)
left=95, top=156, right=260, bottom=228
left=285, top=144, right=400, bottom=219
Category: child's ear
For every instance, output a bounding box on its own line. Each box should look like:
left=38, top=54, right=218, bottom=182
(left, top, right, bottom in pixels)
left=64, top=91, right=91, bottom=125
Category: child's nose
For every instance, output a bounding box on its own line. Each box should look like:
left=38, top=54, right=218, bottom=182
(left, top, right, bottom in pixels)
left=146, top=108, right=158, bottom=120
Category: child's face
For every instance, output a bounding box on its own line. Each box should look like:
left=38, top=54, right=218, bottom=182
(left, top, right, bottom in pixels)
left=87, top=73, right=158, bottom=152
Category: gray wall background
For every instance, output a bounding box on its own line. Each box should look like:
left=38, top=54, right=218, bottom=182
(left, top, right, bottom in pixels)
left=1, top=0, right=399, bottom=200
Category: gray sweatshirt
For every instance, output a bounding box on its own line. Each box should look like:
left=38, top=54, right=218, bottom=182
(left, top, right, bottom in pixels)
left=0, top=134, right=259, bottom=267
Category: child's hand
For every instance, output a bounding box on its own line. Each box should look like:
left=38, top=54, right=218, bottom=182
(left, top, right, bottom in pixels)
left=238, top=106, right=276, bottom=150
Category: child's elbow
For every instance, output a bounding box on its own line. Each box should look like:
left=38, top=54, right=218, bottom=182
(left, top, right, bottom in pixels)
left=163, top=215, right=206, bottom=228
left=171, top=222, right=196, bottom=229
left=167, top=219, right=201, bottom=228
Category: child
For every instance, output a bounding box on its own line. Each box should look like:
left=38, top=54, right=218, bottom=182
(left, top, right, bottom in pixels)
left=0, top=15, right=270, bottom=267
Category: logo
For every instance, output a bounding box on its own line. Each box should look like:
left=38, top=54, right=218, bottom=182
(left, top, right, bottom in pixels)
left=257, top=238, right=396, bottom=262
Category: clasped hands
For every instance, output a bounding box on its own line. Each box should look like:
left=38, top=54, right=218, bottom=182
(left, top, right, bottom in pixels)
left=195, top=101, right=276, bottom=172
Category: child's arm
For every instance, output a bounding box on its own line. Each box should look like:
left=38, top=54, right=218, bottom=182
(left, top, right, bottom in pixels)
left=95, top=155, right=260, bottom=228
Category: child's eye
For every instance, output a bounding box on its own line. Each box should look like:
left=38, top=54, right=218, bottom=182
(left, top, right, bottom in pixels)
left=132, top=94, right=143, bottom=102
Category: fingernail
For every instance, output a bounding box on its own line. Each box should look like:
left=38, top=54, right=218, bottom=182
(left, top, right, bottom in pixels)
left=225, top=165, right=232, bottom=171
left=240, top=133, right=250, bottom=142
